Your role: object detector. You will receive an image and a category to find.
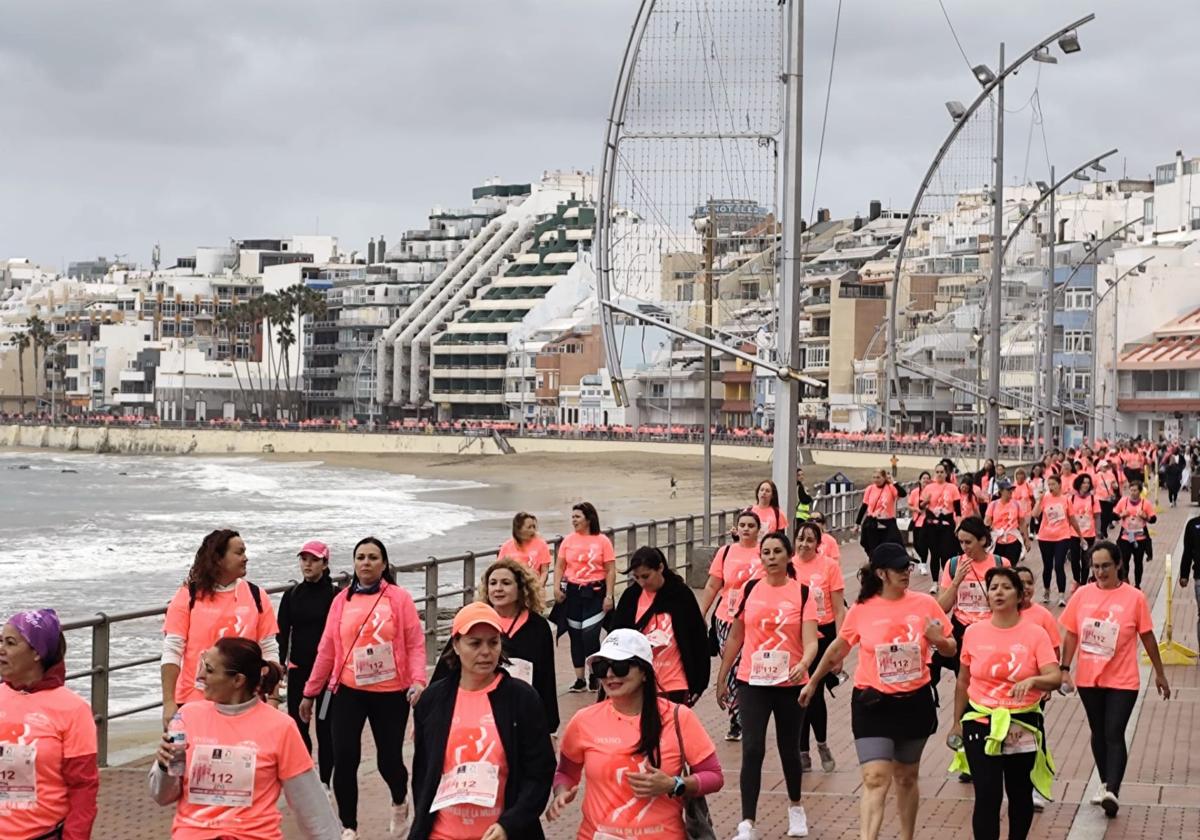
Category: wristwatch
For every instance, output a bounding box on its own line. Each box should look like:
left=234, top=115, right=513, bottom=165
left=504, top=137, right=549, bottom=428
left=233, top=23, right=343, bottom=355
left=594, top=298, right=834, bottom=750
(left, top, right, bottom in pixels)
left=670, top=775, right=687, bottom=797
left=1059, top=664, right=1070, bottom=672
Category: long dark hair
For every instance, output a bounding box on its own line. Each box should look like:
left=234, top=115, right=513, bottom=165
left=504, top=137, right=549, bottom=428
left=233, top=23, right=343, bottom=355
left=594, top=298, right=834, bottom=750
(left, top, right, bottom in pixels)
left=630, top=658, right=663, bottom=767
left=755, top=479, right=782, bottom=522
left=955, top=515, right=992, bottom=549
left=573, top=502, right=601, bottom=535
left=627, top=546, right=681, bottom=584
left=186, top=529, right=241, bottom=598
left=856, top=564, right=884, bottom=603
left=214, top=637, right=284, bottom=700
left=345, top=536, right=396, bottom=599
left=793, top=520, right=822, bottom=552
left=760, top=531, right=797, bottom=578
left=511, top=511, right=536, bottom=545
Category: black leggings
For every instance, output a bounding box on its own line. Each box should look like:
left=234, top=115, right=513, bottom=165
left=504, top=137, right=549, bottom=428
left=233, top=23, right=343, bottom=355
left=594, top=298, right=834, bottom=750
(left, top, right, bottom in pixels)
left=963, top=720, right=1037, bottom=840
left=1068, top=536, right=1093, bottom=586
left=565, top=581, right=606, bottom=668
left=993, top=541, right=1022, bottom=566
left=1118, top=539, right=1148, bottom=588
left=288, top=664, right=333, bottom=784
left=737, top=682, right=806, bottom=820
left=1038, top=538, right=1071, bottom=594
left=912, top=525, right=930, bottom=566
left=1099, top=499, right=1117, bottom=537
left=926, top=520, right=956, bottom=581
left=330, top=686, right=410, bottom=830
left=800, top=623, right=836, bottom=751
left=1078, top=687, right=1138, bottom=796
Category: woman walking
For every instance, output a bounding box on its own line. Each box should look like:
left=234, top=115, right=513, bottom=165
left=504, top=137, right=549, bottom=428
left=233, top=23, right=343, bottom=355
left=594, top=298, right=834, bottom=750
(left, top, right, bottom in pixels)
left=609, top=546, right=709, bottom=705
left=920, top=463, right=962, bottom=592
left=553, top=502, right=616, bottom=692
left=802, top=543, right=955, bottom=840
left=907, top=471, right=931, bottom=575
left=547, top=630, right=724, bottom=840
left=950, top=567, right=1061, bottom=840
left=1113, top=481, right=1156, bottom=588
left=299, top=537, right=426, bottom=839
left=716, top=532, right=820, bottom=839
left=750, top=479, right=788, bottom=535
left=1032, top=475, right=1080, bottom=606
left=0, top=609, right=99, bottom=840
left=1069, top=475, right=1102, bottom=591
left=856, top=470, right=902, bottom=554
left=1060, top=542, right=1171, bottom=817
left=161, top=529, right=280, bottom=730
left=984, top=480, right=1027, bottom=566
left=699, top=509, right=763, bottom=740
left=409, top=603, right=556, bottom=840
left=498, top=512, right=553, bottom=586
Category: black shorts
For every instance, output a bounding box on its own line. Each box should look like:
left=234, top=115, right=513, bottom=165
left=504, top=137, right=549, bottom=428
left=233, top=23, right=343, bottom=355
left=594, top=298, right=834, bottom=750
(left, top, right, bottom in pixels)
left=850, top=684, right=938, bottom=742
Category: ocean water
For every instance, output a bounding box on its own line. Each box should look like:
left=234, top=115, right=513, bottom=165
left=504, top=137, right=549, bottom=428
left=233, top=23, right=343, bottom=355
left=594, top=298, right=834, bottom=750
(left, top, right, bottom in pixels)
left=0, top=451, right=491, bottom=716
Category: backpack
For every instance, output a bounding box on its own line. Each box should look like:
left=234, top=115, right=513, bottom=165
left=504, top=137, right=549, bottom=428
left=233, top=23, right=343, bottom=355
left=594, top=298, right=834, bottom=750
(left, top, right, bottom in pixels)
left=947, top=554, right=1004, bottom=579
left=733, top=576, right=810, bottom=621
left=188, top=580, right=264, bottom=613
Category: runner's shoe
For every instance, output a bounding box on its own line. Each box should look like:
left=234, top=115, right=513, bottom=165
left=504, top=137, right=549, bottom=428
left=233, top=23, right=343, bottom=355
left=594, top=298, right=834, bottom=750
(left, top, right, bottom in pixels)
left=731, top=819, right=759, bottom=840
left=568, top=678, right=588, bottom=693
left=787, top=804, right=809, bottom=837
left=817, top=742, right=836, bottom=772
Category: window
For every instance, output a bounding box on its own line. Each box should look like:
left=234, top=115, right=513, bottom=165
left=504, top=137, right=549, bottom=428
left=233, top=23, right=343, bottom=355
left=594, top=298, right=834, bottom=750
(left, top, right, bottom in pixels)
left=1144, top=197, right=1155, bottom=229
left=1064, top=288, right=1093, bottom=311
left=854, top=375, right=878, bottom=397
left=1062, top=330, right=1092, bottom=353
left=1192, top=207, right=1200, bottom=232
left=1069, top=372, right=1091, bottom=393
left=675, top=284, right=694, bottom=302
left=804, top=346, right=829, bottom=369
left=1156, top=164, right=1176, bottom=185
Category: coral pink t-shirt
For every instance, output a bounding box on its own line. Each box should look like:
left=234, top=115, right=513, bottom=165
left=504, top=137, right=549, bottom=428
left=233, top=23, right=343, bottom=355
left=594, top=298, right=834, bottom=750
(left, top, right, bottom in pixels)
left=1037, top=494, right=1073, bottom=542
left=921, top=481, right=961, bottom=518
left=497, top=537, right=552, bottom=572
left=559, top=533, right=616, bottom=584
left=961, top=620, right=1057, bottom=708
left=1021, top=602, right=1062, bottom=648
left=339, top=592, right=404, bottom=693
left=938, top=554, right=1010, bottom=626
left=750, top=505, right=788, bottom=535
left=163, top=580, right=280, bottom=705
left=907, top=488, right=926, bottom=527
left=986, top=499, right=1024, bottom=544
left=839, top=591, right=951, bottom=694
left=559, top=699, right=714, bottom=840
left=791, top=553, right=845, bottom=625
left=1113, top=498, right=1154, bottom=543
left=1094, top=470, right=1121, bottom=502
left=1060, top=582, right=1152, bottom=690
left=735, top=578, right=819, bottom=686
left=429, top=676, right=506, bottom=840
left=818, top=533, right=841, bottom=562
left=1012, top=483, right=1034, bottom=517
left=707, top=543, right=761, bottom=622
left=863, top=484, right=899, bottom=519
left=636, top=590, right=687, bottom=693
left=0, top=685, right=96, bottom=840
left=172, top=700, right=313, bottom=840
left=1069, top=494, right=1101, bottom=539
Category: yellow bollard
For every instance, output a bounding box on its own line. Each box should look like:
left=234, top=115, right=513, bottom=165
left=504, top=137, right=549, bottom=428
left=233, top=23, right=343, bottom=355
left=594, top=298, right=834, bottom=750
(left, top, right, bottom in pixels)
left=1141, top=553, right=1198, bottom=666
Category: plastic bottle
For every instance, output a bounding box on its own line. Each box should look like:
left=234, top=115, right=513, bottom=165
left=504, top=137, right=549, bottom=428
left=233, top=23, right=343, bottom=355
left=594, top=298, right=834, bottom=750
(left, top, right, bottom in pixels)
left=166, top=712, right=187, bottom=777
left=946, top=732, right=964, bottom=751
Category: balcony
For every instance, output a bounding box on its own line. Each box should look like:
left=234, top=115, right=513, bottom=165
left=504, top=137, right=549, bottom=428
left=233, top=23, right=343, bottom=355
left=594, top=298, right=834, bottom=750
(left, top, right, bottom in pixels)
left=116, top=393, right=154, bottom=404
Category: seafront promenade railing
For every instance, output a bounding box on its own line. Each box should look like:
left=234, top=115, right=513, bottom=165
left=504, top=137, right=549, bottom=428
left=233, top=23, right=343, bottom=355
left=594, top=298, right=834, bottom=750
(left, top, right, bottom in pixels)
left=60, top=488, right=864, bottom=765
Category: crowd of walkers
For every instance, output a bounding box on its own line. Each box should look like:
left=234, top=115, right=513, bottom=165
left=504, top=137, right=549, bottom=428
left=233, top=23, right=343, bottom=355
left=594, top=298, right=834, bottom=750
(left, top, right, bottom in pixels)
left=1, top=438, right=1194, bottom=840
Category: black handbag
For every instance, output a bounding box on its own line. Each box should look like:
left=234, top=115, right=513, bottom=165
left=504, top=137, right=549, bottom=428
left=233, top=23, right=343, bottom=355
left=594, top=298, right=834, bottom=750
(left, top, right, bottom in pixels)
left=672, top=705, right=716, bottom=840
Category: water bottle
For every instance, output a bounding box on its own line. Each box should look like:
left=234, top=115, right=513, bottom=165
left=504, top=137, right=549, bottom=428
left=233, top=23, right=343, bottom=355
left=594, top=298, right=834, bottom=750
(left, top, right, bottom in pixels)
left=946, top=732, right=964, bottom=751
left=166, top=712, right=187, bottom=777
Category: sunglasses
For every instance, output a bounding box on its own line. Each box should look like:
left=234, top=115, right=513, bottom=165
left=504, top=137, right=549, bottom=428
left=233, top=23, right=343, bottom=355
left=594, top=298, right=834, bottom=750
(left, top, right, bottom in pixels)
left=590, top=658, right=635, bottom=679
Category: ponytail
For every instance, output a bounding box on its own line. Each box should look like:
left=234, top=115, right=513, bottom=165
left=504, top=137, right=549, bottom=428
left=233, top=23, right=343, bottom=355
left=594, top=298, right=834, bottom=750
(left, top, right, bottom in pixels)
left=213, top=637, right=283, bottom=701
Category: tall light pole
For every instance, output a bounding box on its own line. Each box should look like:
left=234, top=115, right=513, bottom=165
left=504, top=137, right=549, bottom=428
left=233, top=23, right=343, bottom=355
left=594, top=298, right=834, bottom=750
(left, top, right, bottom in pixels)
left=886, top=14, right=1096, bottom=447
left=1041, top=165, right=1056, bottom=451
left=985, top=44, right=1006, bottom=459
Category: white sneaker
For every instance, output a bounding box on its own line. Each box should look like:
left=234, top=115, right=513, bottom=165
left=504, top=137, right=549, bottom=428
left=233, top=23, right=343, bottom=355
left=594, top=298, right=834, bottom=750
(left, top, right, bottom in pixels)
left=917, top=562, right=930, bottom=576
left=731, top=819, right=759, bottom=840
left=787, top=804, right=809, bottom=837
left=341, top=830, right=358, bottom=840
left=1090, top=785, right=1107, bottom=805
left=389, top=801, right=410, bottom=834
left=1101, top=791, right=1119, bottom=817
left=1032, top=789, right=1050, bottom=811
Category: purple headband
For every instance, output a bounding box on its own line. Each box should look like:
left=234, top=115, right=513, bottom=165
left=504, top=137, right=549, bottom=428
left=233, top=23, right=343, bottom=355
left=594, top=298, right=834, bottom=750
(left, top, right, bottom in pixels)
left=8, top=609, right=61, bottom=662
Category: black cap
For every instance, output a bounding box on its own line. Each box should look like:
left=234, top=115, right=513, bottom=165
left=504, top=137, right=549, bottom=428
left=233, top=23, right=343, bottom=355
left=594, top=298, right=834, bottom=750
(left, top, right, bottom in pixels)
left=869, top=542, right=912, bottom=571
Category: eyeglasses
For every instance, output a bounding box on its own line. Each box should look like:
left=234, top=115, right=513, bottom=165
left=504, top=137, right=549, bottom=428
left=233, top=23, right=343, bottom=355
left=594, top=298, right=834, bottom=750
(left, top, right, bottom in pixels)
left=590, top=658, right=634, bottom=679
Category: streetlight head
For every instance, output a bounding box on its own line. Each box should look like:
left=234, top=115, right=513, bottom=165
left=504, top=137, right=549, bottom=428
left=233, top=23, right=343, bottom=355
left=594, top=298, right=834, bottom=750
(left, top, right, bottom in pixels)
left=945, top=100, right=967, bottom=121
left=1058, top=30, right=1082, bottom=54
left=1074, top=171, right=1091, bottom=182
left=1091, top=162, right=1107, bottom=173
left=1032, top=47, right=1058, bottom=64
left=972, top=64, right=997, bottom=85
left=1137, top=264, right=1148, bottom=274
left=1035, top=180, right=1050, bottom=194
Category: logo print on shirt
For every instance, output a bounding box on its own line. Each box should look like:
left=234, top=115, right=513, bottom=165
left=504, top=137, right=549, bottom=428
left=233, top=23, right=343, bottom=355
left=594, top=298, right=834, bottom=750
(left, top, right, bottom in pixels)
left=0, top=722, right=31, bottom=744
left=610, top=758, right=656, bottom=824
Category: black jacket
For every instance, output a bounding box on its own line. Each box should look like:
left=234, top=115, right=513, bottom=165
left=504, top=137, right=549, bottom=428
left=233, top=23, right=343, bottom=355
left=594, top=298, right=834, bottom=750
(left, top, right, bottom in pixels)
left=1181, top=515, right=1200, bottom=581
left=608, top=573, right=710, bottom=698
left=408, top=671, right=556, bottom=840
left=277, top=571, right=336, bottom=671
left=429, top=609, right=560, bottom=731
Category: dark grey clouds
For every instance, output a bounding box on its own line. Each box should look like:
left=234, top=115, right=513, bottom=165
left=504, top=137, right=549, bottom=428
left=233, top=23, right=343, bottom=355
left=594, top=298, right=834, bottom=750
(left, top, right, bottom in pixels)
left=1, top=1, right=1194, bottom=268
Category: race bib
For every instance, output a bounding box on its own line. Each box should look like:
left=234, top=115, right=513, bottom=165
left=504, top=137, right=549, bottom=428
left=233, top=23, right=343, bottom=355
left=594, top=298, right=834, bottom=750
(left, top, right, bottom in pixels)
left=187, top=745, right=256, bottom=808
left=505, top=657, right=534, bottom=685
left=353, top=642, right=397, bottom=686
left=1075, top=515, right=1092, bottom=531
left=1079, top=618, right=1119, bottom=658
left=956, top=581, right=988, bottom=614
left=749, top=649, right=790, bottom=685
left=812, top=586, right=827, bottom=617
left=0, top=743, right=37, bottom=806
left=1001, top=725, right=1038, bottom=755
left=430, top=761, right=500, bottom=811
left=875, top=641, right=922, bottom=685
left=1045, top=506, right=1065, bottom=524
left=1123, top=517, right=1144, bottom=540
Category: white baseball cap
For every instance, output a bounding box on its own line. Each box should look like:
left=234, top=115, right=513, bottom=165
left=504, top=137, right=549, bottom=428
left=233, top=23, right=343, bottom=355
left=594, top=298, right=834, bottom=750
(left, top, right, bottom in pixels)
left=585, top=628, right=654, bottom=668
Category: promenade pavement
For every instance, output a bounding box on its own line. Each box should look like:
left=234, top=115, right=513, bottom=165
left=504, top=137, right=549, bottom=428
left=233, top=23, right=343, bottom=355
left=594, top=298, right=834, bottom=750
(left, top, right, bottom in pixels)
left=94, top=494, right=1200, bottom=839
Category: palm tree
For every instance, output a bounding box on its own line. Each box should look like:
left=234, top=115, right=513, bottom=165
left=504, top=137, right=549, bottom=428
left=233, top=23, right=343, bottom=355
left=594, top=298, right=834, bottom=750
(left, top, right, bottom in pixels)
left=25, top=316, right=52, bottom=412
left=217, top=309, right=250, bottom=416
left=14, top=331, right=30, bottom=414
left=284, top=283, right=327, bottom=418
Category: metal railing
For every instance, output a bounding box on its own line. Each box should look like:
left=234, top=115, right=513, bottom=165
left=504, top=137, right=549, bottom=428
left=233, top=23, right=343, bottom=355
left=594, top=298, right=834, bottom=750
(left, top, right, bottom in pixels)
left=57, top=490, right=864, bottom=765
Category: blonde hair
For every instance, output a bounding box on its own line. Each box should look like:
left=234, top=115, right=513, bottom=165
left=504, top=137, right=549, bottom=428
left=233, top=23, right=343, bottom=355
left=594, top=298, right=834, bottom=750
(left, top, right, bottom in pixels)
left=479, top=557, right=545, bottom=614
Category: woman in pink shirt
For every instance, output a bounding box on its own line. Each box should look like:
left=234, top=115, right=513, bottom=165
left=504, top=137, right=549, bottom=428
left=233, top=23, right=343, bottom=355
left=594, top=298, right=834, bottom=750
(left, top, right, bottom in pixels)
left=1113, top=481, right=1156, bottom=589
left=985, top=480, right=1027, bottom=566
left=497, top=512, right=552, bottom=587
left=552, top=502, right=617, bottom=692
left=855, top=470, right=903, bottom=554
left=1069, top=474, right=1102, bottom=591
left=1032, top=475, right=1080, bottom=607
left=299, top=537, right=427, bottom=838
left=907, top=471, right=932, bottom=575
left=1060, top=542, right=1170, bottom=818
left=749, top=479, right=788, bottom=536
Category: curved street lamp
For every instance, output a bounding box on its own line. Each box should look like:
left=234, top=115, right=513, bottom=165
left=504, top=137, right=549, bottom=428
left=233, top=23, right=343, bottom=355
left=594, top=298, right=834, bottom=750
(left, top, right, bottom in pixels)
left=884, top=13, right=1097, bottom=447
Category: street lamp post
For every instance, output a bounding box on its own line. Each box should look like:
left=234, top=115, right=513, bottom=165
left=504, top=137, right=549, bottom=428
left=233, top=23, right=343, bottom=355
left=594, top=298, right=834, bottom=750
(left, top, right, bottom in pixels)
left=1041, top=166, right=1056, bottom=451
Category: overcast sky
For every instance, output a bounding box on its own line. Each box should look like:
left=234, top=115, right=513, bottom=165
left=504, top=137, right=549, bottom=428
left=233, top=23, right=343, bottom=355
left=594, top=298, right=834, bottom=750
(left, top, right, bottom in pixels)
left=1, top=1, right=1194, bottom=269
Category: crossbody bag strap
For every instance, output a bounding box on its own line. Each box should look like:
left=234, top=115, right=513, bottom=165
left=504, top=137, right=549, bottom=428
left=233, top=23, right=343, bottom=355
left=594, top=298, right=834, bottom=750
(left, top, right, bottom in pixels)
left=672, top=703, right=691, bottom=773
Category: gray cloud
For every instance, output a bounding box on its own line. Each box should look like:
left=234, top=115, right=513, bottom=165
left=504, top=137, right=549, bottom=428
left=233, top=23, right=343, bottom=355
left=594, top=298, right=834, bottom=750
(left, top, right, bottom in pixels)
left=1, top=0, right=1195, bottom=268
